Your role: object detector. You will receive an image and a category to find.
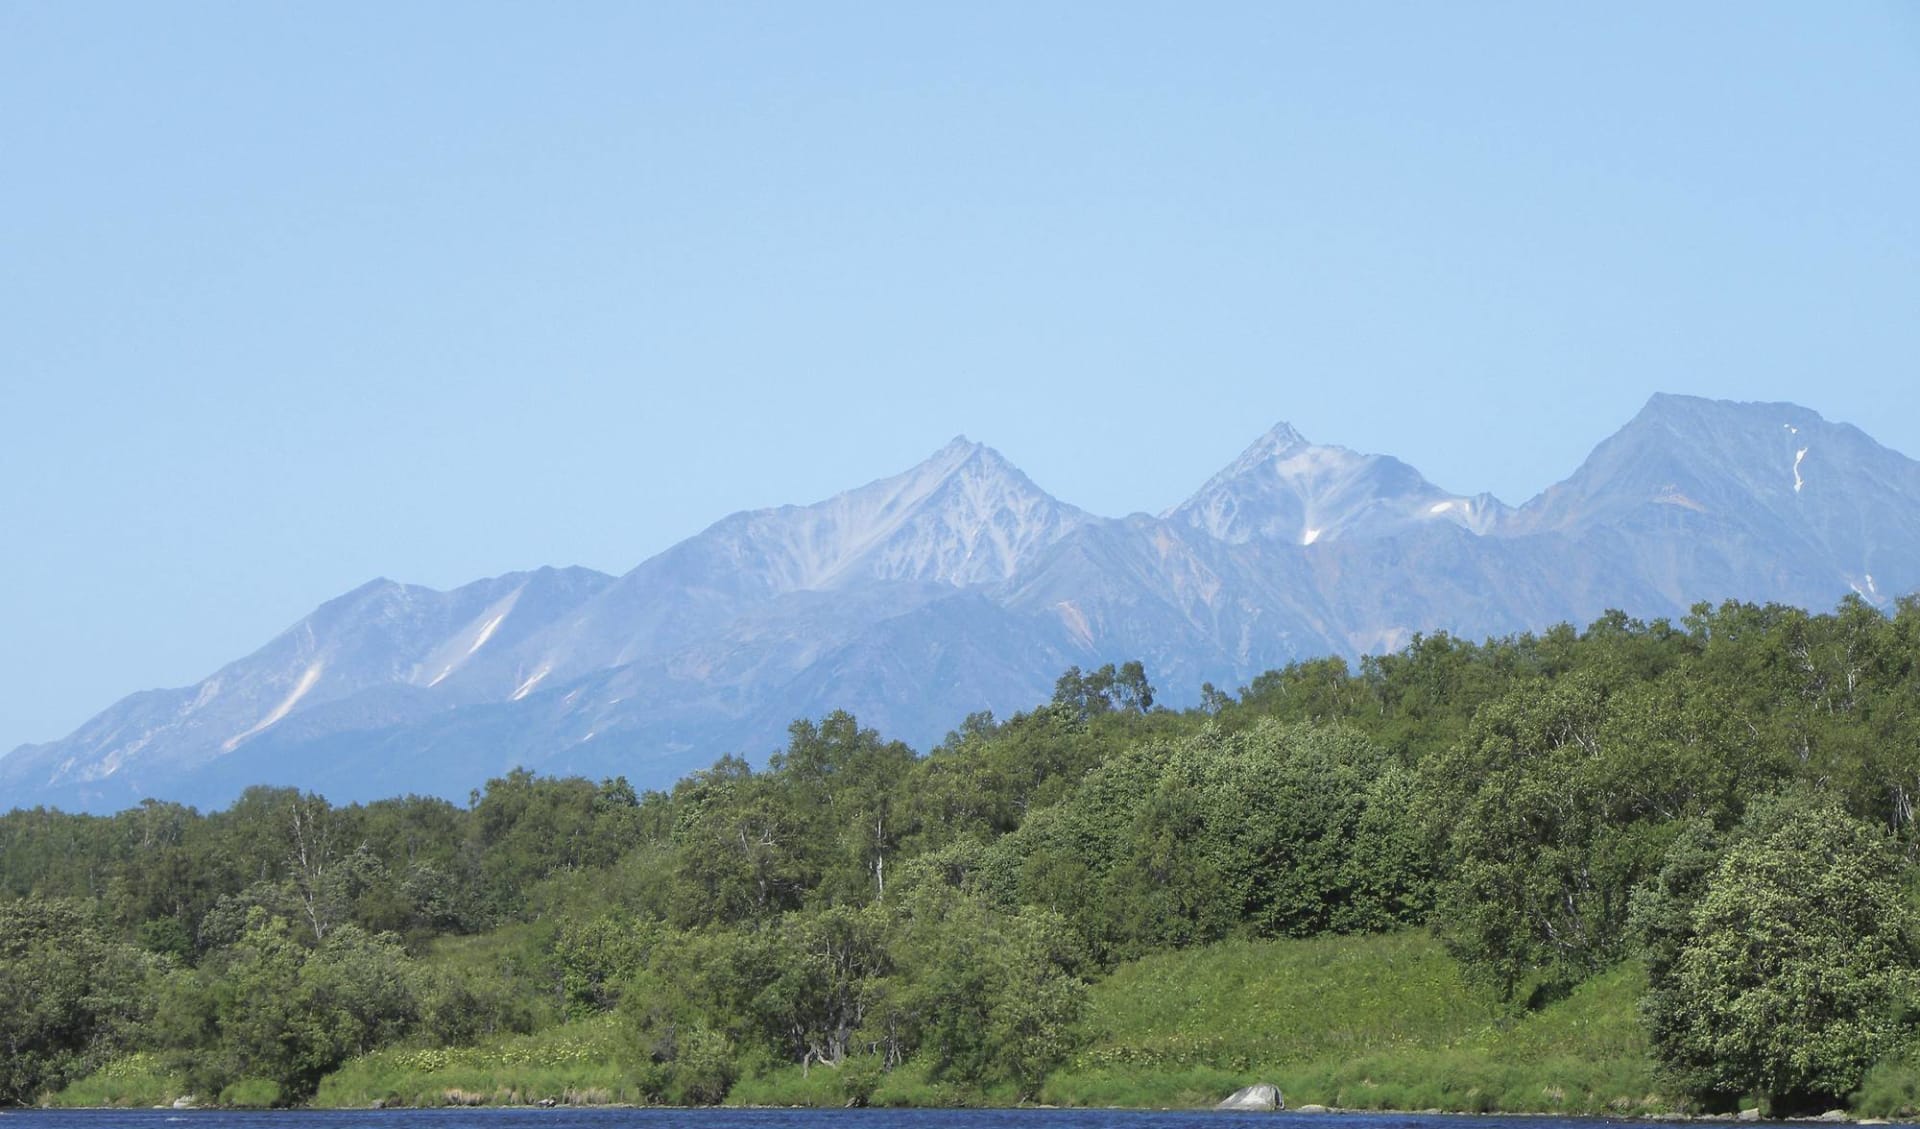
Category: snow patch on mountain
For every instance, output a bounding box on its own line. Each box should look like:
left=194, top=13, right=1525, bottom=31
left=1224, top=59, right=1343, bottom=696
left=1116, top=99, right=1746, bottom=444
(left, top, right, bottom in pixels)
left=1170, top=423, right=1509, bottom=544
left=10, top=395, right=1920, bottom=815
left=223, top=662, right=324, bottom=752
left=510, top=664, right=551, bottom=701
left=186, top=678, right=221, bottom=713
left=410, top=586, right=526, bottom=690
left=1054, top=601, right=1093, bottom=646
left=467, top=612, right=507, bottom=655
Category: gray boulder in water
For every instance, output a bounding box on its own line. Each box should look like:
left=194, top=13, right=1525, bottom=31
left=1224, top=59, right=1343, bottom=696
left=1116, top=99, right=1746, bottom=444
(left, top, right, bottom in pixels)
left=1216, top=1083, right=1284, bottom=1110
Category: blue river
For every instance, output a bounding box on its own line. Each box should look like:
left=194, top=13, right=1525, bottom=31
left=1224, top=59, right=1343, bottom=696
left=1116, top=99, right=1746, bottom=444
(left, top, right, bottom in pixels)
left=0, top=1110, right=1648, bottom=1129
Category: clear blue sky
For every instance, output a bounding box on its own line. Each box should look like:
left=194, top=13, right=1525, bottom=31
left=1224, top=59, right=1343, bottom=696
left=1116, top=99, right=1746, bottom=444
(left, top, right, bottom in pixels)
left=3, top=3, right=1917, bottom=754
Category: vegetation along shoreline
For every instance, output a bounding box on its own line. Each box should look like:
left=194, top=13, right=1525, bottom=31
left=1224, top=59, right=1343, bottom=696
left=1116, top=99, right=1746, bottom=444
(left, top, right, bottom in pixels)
left=7, top=600, right=1920, bottom=1117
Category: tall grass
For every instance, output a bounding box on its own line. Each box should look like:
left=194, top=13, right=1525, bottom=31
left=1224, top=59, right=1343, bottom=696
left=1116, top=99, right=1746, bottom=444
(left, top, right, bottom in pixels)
left=1855, top=1043, right=1920, bottom=1119
left=103, top=923, right=1913, bottom=1113
left=45, top=1052, right=183, bottom=1108
left=1044, top=931, right=1674, bottom=1114
left=314, top=1013, right=638, bottom=1108
left=723, top=1063, right=854, bottom=1108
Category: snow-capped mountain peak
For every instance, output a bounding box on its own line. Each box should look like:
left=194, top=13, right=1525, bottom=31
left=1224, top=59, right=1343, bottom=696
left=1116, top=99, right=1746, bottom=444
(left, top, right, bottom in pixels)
left=1170, top=423, right=1508, bottom=544
left=9, top=396, right=1919, bottom=815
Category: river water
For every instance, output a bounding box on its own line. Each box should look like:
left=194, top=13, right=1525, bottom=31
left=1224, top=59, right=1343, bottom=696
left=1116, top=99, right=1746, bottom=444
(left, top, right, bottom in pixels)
left=0, top=1110, right=1645, bottom=1129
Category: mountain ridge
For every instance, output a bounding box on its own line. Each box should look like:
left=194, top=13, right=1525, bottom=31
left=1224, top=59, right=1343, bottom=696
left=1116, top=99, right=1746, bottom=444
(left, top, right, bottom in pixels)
left=9, top=394, right=1917, bottom=813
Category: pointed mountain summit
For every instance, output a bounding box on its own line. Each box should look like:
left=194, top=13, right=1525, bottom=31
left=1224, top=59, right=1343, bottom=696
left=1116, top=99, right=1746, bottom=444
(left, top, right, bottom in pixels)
left=511, top=437, right=1097, bottom=683
left=1515, top=394, right=1920, bottom=607
left=1518, top=394, right=1835, bottom=532
left=1170, top=422, right=1507, bottom=545
left=622, top=435, right=1090, bottom=594
left=8, top=394, right=1918, bottom=815
left=738, top=435, right=1095, bottom=590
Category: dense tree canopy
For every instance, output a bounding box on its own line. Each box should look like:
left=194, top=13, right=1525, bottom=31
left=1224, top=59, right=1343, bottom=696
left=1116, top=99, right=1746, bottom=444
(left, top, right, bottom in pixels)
left=4, top=596, right=1920, bottom=1106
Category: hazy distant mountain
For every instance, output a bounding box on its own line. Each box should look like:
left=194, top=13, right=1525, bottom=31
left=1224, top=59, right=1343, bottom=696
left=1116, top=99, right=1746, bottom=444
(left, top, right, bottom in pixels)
left=7, top=395, right=1917, bottom=814
left=1509, top=394, right=1920, bottom=610
left=1171, top=422, right=1508, bottom=545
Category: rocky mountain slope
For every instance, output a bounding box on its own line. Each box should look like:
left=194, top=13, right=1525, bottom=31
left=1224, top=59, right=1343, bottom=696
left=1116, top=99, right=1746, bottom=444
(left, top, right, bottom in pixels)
left=7, top=395, right=1916, bottom=813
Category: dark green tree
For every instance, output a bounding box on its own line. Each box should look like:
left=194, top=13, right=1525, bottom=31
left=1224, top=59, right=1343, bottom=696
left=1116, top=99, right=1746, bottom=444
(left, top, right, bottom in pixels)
left=171, top=911, right=419, bottom=1104
left=885, top=881, right=1085, bottom=1099
left=1643, top=792, right=1919, bottom=1111
left=1425, top=670, right=1769, bottom=998
left=0, top=898, right=158, bottom=1104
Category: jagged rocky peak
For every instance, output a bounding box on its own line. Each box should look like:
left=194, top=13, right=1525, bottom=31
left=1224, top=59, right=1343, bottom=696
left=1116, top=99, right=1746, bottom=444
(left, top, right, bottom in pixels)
left=834, top=435, right=1098, bottom=587
left=1232, top=421, right=1312, bottom=463
left=713, top=435, right=1095, bottom=592
left=14, top=393, right=1920, bottom=816
left=1171, top=421, right=1508, bottom=545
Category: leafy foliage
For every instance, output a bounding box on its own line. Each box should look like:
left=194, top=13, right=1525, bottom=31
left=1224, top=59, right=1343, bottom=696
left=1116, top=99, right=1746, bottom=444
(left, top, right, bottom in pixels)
left=10, top=597, right=1920, bottom=1108
left=1639, top=793, right=1920, bottom=1109
left=1003, top=720, right=1430, bottom=962
left=0, top=898, right=158, bottom=1104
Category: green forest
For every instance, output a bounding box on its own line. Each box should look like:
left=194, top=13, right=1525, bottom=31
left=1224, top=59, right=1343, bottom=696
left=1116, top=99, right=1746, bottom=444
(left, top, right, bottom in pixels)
left=5, top=597, right=1920, bottom=1114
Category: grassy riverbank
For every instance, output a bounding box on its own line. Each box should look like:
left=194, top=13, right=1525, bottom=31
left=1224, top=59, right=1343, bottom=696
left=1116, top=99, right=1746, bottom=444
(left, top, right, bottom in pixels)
left=314, top=1014, right=641, bottom=1108
left=42, top=1053, right=181, bottom=1108
left=1044, top=932, right=1660, bottom=1114
left=53, top=929, right=1920, bottom=1114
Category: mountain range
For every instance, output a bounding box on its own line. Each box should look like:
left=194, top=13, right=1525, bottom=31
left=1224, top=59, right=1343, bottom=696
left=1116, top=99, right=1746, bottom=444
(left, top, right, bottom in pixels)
left=8, top=393, right=1919, bottom=814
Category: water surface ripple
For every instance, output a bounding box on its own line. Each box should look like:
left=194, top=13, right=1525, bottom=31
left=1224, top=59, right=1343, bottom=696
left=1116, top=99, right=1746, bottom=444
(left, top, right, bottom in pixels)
left=0, top=1110, right=1647, bottom=1129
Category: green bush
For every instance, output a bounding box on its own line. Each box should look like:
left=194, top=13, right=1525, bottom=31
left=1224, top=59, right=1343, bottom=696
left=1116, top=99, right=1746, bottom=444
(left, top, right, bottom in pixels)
left=218, top=1077, right=283, bottom=1107
left=1852, top=1042, right=1920, bottom=1119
